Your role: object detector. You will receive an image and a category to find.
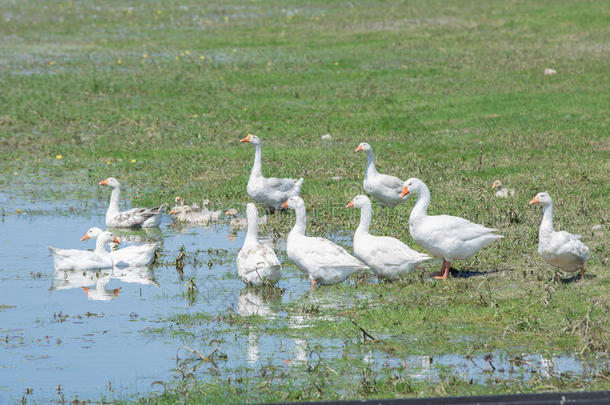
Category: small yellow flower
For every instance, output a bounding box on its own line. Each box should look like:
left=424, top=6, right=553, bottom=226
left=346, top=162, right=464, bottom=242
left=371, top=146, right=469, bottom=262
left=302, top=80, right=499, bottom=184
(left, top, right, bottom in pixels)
left=175, top=56, right=179, bottom=60
left=185, top=50, right=190, bottom=55
left=130, top=159, right=136, bottom=163
left=224, top=16, right=229, bottom=23
left=243, top=107, right=248, bottom=111
left=200, top=55, right=205, bottom=60
left=16, top=209, right=22, bottom=214
left=142, top=53, right=148, bottom=58
left=193, top=114, right=199, bottom=118
left=334, top=61, right=339, bottom=66
left=117, top=59, right=122, bottom=65
left=232, top=48, right=237, bottom=53
left=156, top=9, right=162, bottom=14
left=127, top=9, right=132, bottom=15
left=49, top=61, right=55, bottom=66
left=180, top=52, right=184, bottom=57
left=55, top=154, right=62, bottom=159
left=106, top=161, right=111, bottom=165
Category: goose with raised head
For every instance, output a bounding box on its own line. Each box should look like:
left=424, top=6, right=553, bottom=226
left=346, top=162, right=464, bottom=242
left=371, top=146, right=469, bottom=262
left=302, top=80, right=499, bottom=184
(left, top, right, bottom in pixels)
left=241, top=134, right=304, bottom=212
left=529, top=192, right=589, bottom=280
left=347, top=195, right=431, bottom=280
left=80, top=227, right=159, bottom=267
left=492, top=179, right=515, bottom=198
left=99, top=178, right=166, bottom=228
left=202, top=199, right=222, bottom=221
left=355, top=142, right=406, bottom=208
left=401, top=178, right=503, bottom=279
left=236, top=203, right=282, bottom=286
left=281, top=196, right=369, bottom=288
left=169, top=197, right=213, bottom=224
left=49, top=231, right=120, bottom=270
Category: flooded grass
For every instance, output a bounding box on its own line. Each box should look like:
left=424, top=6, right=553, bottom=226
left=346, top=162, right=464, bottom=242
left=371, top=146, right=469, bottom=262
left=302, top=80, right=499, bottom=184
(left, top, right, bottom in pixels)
left=1, top=0, right=609, bottom=403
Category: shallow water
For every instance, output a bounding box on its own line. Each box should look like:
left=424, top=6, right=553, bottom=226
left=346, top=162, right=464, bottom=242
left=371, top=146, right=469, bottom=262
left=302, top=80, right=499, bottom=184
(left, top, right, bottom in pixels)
left=0, top=190, right=603, bottom=403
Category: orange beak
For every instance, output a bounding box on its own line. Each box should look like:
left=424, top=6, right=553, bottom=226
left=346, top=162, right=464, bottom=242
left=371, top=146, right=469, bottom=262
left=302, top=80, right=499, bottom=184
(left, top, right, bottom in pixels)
left=281, top=200, right=289, bottom=208
left=113, top=288, right=121, bottom=297
left=355, top=145, right=363, bottom=152
left=491, top=182, right=499, bottom=190
left=400, top=186, right=410, bottom=198
left=528, top=196, right=540, bottom=205
left=113, top=237, right=121, bottom=244
left=169, top=210, right=175, bottom=215
left=346, top=200, right=354, bottom=208
left=80, top=234, right=90, bottom=242
left=240, top=133, right=252, bottom=143
left=99, top=179, right=108, bottom=186
left=82, top=287, right=89, bottom=296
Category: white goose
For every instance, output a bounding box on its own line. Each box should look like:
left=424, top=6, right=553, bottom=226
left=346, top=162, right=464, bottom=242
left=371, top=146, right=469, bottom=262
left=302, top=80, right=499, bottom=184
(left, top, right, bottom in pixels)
left=81, top=227, right=159, bottom=267
left=241, top=134, right=304, bottom=212
left=347, top=195, right=431, bottom=280
left=529, top=192, right=589, bottom=279
left=355, top=142, right=406, bottom=208
left=99, top=178, right=166, bottom=228
left=401, top=178, right=503, bottom=279
left=49, top=231, right=120, bottom=271
left=202, top=199, right=222, bottom=221
left=492, top=179, right=515, bottom=198
left=281, top=196, right=369, bottom=288
left=236, top=203, right=282, bottom=286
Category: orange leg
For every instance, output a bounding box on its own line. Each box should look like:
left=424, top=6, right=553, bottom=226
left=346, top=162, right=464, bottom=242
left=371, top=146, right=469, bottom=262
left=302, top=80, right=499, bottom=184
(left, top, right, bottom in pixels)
left=310, top=279, right=317, bottom=290
left=431, top=259, right=451, bottom=280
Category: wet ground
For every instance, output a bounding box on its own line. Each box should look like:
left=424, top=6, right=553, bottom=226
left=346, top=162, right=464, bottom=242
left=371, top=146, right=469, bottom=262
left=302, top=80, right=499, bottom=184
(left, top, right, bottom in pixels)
left=0, top=188, right=604, bottom=403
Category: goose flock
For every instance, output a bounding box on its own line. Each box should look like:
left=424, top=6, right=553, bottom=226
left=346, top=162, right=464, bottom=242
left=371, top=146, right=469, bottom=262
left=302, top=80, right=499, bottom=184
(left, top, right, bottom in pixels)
left=49, top=135, right=591, bottom=290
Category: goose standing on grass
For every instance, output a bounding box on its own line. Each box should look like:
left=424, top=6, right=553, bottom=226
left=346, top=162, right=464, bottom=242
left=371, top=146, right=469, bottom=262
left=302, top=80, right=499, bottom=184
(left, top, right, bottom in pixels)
left=492, top=179, right=515, bottom=198
left=236, top=203, right=282, bottom=286
left=346, top=195, right=431, bottom=280
left=241, top=134, right=304, bottom=212
left=281, top=196, right=369, bottom=288
left=49, top=231, right=120, bottom=271
left=99, top=178, right=166, bottom=228
left=80, top=227, right=159, bottom=267
left=401, top=178, right=503, bottom=279
left=355, top=142, right=406, bottom=208
left=529, top=192, right=589, bottom=280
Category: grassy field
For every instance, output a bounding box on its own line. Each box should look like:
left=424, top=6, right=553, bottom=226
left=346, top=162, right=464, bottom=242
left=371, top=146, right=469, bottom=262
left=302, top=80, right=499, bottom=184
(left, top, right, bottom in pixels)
left=1, top=0, right=609, bottom=403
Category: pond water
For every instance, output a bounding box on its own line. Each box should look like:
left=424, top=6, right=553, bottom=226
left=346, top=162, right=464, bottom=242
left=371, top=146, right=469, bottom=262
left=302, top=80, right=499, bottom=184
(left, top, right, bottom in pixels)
left=0, top=190, right=603, bottom=403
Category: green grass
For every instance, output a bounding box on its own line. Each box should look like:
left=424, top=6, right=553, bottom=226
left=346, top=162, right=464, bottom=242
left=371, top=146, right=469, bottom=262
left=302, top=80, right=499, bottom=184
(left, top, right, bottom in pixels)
left=1, top=0, right=609, bottom=402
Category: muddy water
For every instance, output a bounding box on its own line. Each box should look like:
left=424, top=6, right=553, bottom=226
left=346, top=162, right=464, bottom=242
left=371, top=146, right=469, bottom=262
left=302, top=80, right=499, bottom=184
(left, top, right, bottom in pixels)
left=0, top=191, right=603, bottom=403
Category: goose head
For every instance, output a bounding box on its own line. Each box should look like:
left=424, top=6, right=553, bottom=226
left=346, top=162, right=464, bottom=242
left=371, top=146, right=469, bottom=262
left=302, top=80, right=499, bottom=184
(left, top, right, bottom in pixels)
left=400, top=178, right=424, bottom=198
left=346, top=194, right=370, bottom=209
left=281, top=196, right=304, bottom=210
left=225, top=208, right=238, bottom=217
left=491, top=179, right=502, bottom=190
left=354, top=142, right=372, bottom=153
left=529, top=192, right=552, bottom=206
left=98, top=231, right=121, bottom=245
left=80, top=227, right=104, bottom=241
left=240, top=133, right=261, bottom=145
left=99, top=177, right=120, bottom=188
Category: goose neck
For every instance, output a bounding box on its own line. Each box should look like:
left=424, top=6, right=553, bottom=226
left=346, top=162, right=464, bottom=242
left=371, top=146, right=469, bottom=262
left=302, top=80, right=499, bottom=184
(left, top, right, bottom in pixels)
left=356, top=202, right=372, bottom=234
left=410, top=185, right=430, bottom=223
left=250, top=143, right=263, bottom=178
left=539, top=204, right=554, bottom=236
left=94, top=238, right=111, bottom=257
left=365, top=150, right=378, bottom=176
left=107, top=187, right=121, bottom=217
left=290, top=204, right=307, bottom=235
left=244, top=211, right=259, bottom=247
